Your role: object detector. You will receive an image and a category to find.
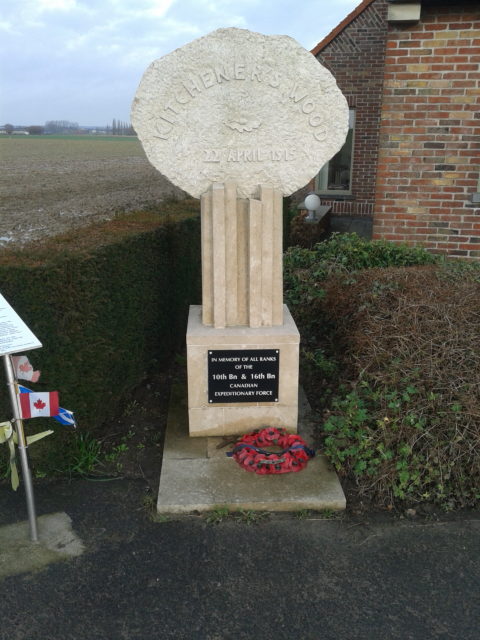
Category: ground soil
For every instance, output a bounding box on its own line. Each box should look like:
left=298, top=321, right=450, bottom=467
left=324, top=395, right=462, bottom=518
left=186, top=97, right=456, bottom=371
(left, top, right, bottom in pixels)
left=0, top=136, right=185, bottom=247
left=92, top=362, right=184, bottom=495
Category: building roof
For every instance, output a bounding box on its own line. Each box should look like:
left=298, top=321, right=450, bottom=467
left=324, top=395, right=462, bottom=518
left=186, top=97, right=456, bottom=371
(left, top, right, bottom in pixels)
left=311, top=0, right=376, bottom=56
left=310, top=0, right=454, bottom=55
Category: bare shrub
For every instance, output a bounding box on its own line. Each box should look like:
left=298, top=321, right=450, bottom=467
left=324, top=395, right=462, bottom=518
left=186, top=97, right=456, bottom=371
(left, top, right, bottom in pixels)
left=322, top=265, right=480, bottom=508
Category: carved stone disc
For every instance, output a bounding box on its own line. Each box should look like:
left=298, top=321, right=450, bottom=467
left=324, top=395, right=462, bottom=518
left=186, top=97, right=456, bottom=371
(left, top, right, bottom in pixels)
left=131, top=28, right=349, bottom=199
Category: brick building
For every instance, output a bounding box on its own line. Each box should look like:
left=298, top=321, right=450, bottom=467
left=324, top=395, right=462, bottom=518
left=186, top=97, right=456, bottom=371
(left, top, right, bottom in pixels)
left=306, top=0, right=480, bottom=258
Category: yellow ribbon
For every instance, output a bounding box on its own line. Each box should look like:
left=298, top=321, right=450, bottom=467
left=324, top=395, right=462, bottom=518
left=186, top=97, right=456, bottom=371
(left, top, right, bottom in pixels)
left=0, top=421, right=53, bottom=491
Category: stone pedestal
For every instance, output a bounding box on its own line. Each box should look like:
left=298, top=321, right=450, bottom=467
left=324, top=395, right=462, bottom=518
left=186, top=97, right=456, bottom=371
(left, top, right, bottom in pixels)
left=187, top=305, right=300, bottom=437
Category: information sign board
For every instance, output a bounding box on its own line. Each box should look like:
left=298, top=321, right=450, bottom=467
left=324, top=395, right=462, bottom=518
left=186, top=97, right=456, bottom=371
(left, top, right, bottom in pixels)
left=0, top=293, right=42, bottom=356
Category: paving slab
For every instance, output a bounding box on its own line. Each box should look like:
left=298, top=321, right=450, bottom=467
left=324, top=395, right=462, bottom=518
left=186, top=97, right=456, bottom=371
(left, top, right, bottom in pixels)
left=0, top=511, right=84, bottom=578
left=157, top=384, right=346, bottom=513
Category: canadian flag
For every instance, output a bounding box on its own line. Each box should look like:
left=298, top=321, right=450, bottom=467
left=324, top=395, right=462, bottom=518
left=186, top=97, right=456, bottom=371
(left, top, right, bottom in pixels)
left=19, top=391, right=59, bottom=419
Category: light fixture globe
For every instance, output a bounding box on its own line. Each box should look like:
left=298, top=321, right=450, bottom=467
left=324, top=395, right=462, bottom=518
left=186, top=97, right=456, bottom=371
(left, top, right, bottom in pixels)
left=304, top=193, right=321, bottom=212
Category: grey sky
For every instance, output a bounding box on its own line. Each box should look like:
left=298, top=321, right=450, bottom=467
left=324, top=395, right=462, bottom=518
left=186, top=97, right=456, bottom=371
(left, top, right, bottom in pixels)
left=0, top=0, right=361, bottom=126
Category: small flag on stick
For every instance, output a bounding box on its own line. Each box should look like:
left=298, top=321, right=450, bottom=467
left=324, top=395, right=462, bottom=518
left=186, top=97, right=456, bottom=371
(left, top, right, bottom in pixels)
left=18, top=385, right=77, bottom=427
left=19, top=391, right=59, bottom=419
left=11, top=355, right=41, bottom=383
left=55, top=407, right=77, bottom=427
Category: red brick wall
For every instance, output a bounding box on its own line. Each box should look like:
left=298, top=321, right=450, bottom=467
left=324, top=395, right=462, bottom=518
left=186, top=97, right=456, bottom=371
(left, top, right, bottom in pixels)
left=373, top=2, right=480, bottom=258
left=314, top=0, right=388, bottom=216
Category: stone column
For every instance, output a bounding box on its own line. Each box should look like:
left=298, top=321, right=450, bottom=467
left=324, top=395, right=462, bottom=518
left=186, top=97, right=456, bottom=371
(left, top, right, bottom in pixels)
left=201, top=182, right=283, bottom=329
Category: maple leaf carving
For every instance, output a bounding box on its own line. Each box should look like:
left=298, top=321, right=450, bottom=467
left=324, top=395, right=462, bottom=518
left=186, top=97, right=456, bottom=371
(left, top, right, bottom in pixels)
left=224, top=117, right=262, bottom=133
left=34, top=399, right=46, bottom=410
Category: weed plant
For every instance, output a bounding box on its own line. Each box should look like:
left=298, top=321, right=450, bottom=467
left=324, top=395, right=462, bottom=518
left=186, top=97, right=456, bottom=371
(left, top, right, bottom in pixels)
left=235, top=509, right=268, bottom=525
left=31, top=432, right=102, bottom=479
left=206, top=506, right=230, bottom=524
left=205, top=507, right=268, bottom=525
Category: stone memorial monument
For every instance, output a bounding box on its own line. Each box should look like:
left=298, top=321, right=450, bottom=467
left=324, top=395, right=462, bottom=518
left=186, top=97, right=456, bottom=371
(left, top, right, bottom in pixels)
left=132, top=27, right=348, bottom=437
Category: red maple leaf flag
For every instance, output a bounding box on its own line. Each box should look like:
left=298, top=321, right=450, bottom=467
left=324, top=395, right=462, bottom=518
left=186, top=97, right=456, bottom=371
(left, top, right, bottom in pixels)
left=19, top=392, right=59, bottom=419
left=11, top=355, right=41, bottom=383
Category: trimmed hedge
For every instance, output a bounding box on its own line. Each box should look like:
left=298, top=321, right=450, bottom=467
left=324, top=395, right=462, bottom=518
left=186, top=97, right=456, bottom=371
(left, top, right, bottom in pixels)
left=0, top=201, right=201, bottom=432
left=284, top=234, right=480, bottom=510
left=284, top=233, right=439, bottom=350
left=320, top=264, right=480, bottom=509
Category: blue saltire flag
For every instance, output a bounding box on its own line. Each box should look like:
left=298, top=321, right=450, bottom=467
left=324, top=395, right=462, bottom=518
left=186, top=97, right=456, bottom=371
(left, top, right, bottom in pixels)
left=18, top=385, right=76, bottom=428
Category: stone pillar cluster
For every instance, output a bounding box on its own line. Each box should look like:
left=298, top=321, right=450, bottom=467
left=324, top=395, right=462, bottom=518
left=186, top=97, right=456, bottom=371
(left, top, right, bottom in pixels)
left=201, top=182, right=283, bottom=329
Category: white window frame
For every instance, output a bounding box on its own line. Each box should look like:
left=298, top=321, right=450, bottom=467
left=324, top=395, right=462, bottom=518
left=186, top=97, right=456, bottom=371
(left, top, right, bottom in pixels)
left=315, top=109, right=355, bottom=196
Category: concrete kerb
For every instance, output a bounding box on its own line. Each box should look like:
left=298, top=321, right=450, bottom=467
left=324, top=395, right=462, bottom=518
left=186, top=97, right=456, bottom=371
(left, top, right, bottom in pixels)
left=0, top=511, right=84, bottom=579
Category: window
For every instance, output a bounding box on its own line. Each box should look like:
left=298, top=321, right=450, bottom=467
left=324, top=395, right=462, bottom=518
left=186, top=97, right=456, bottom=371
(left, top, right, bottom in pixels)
left=315, top=109, right=355, bottom=195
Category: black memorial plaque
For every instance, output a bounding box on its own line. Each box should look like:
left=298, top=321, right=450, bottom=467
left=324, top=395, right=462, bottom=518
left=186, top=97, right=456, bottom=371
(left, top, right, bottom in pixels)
left=208, top=349, right=280, bottom=403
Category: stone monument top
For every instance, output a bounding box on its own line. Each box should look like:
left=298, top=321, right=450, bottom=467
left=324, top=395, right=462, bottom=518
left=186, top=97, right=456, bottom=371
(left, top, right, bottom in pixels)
left=131, top=27, right=349, bottom=199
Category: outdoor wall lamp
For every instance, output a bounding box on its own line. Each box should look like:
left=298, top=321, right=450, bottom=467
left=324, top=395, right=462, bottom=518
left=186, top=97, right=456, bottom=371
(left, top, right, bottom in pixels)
left=304, top=193, right=321, bottom=222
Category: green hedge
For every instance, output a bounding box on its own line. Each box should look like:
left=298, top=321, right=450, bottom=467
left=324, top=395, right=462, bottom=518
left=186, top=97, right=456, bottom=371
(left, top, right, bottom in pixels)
left=284, top=234, right=480, bottom=510
left=0, top=202, right=201, bottom=432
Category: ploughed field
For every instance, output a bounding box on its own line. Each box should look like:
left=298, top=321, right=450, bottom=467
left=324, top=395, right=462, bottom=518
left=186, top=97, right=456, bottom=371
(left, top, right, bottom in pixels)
left=0, top=135, right=184, bottom=247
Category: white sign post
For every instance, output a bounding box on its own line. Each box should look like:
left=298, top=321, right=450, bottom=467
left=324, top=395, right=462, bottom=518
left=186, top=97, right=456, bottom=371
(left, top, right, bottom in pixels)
left=0, top=293, right=42, bottom=542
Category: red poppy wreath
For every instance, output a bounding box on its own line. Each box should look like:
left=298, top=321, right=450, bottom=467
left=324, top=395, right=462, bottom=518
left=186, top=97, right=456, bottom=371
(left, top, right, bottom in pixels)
left=227, top=427, right=315, bottom=475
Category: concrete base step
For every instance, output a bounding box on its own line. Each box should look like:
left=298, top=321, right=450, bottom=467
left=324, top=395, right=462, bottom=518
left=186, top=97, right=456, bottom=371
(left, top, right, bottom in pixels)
left=157, top=385, right=346, bottom=514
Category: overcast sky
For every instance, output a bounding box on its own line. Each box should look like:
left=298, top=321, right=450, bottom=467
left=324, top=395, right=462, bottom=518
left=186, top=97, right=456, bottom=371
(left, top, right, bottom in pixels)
left=0, top=0, right=361, bottom=127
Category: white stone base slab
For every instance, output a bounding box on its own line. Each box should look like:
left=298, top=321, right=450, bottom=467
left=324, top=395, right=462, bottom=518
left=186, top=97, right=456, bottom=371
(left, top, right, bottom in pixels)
left=186, top=304, right=300, bottom=436
left=0, top=512, right=84, bottom=579
left=157, top=384, right=346, bottom=514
